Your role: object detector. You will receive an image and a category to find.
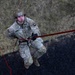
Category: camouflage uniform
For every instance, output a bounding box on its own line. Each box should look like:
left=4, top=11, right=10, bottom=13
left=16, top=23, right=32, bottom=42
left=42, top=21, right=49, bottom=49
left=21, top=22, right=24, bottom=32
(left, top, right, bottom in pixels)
left=6, top=17, right=47, bottom=67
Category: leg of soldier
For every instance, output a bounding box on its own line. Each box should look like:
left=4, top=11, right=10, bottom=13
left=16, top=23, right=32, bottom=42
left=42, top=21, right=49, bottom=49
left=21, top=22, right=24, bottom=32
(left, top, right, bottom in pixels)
left=19, top=43, right=33, bottom=69
left=31, top=38, right=47, bottom=66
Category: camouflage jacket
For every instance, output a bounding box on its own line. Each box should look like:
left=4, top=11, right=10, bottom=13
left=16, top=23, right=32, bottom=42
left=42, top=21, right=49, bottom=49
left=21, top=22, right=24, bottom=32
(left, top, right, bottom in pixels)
left=6, top=17, right=41, bottom=40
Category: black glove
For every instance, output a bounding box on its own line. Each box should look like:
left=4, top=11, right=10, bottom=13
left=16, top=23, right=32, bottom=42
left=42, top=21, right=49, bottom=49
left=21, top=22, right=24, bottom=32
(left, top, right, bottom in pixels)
left=31, top=33, right=38, bottom=41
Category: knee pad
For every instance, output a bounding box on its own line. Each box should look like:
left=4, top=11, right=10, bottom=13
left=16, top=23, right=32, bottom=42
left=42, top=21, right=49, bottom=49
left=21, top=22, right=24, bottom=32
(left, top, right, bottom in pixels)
left=38, top=46, right=47, bottom=54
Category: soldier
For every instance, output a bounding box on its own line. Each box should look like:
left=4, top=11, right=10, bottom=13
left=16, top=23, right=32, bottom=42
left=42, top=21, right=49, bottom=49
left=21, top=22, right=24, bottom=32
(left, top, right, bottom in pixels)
left=6, top=11, right=47, bottom=69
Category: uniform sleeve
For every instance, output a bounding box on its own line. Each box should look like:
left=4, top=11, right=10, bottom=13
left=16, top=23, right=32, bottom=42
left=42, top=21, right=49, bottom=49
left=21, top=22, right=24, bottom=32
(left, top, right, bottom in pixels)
left=30, top=21, right=41, bottom=36
left=5, top=27, right=16, bottom=39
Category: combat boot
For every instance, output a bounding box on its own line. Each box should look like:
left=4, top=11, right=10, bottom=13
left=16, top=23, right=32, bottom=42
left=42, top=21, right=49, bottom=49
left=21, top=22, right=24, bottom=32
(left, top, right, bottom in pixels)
left=33, top=58, right=40, bottom=67
left=24, top=63, right=29, bottom=69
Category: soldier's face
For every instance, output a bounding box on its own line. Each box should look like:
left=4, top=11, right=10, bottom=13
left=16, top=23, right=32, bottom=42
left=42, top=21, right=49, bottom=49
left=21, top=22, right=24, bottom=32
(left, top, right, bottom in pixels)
left=17, top=15, right=25, bottom=24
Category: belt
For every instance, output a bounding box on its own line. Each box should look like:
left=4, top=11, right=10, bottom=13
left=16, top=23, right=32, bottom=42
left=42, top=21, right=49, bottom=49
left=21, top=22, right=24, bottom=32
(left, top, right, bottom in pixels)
left=19, top=40, right=28, bottom=43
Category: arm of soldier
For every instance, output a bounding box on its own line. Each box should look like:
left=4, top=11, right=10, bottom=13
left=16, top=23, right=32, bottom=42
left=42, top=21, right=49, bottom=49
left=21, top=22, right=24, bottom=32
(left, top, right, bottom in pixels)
left=30, top=21, right=41, bottom=36
left=30, top=21, right=42, bottom=41
left=5, top=27, right=17, bottom=39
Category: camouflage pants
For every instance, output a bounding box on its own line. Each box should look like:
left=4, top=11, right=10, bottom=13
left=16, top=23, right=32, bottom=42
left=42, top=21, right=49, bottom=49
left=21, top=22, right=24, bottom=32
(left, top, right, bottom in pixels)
left=19, top=38, right=47, bottom=66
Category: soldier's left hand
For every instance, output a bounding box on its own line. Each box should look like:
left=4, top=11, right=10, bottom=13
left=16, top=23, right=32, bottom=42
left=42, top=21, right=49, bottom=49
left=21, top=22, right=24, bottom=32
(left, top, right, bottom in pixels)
left=31, top=33, right=38, bottom=41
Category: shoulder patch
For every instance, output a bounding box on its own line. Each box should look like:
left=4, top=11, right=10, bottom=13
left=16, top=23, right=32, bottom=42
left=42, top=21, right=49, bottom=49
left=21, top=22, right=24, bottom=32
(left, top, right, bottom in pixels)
left=26, top=17, right=34, bottom=24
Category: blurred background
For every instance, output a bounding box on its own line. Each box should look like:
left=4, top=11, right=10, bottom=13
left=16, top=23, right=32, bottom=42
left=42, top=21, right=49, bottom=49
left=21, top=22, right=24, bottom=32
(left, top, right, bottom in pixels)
left=0, top=0, right=75, bottom=55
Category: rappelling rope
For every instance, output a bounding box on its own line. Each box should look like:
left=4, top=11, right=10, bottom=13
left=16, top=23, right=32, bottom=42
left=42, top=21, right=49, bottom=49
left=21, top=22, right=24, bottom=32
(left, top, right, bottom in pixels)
left=37, top=29, right=75, bottom=38
left=0, top=48, right=12, bottom=75
left=20, top=29, right=75, bottom=41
